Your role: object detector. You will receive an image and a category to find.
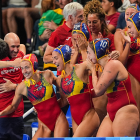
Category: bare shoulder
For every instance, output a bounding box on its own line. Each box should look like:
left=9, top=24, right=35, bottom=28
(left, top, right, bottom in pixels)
left=114, top=30, right=121, bottom=37
left=75, top=61, right=87, bottom=69
left=42, top=69, right=52, bottom=78
left=105, top=60, right=123, bottom=71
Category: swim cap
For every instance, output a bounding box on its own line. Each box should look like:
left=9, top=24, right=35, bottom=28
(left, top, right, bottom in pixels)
left=125, top=3, right=140, bottom=12
left=53, top=45, right=71, bottom=64
left=72, top=22, right=90, bottom=41
left=93, top=38, right=110, bottom=61
left=128, top=11, right=140, bottom=33
left=22, top=54, right=38, bottom=73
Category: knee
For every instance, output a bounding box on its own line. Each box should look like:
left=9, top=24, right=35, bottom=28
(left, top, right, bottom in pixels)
left=24, top=8, right=30, bottom=17
left=7, top=8, right=16, bottom=18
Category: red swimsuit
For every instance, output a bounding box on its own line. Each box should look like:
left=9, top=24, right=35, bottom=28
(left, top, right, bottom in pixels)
left=61, top=66, right=94, bottom=125
left=24, top=74, right=61, bottom=131
left=106, top=75, right=136, bottom=121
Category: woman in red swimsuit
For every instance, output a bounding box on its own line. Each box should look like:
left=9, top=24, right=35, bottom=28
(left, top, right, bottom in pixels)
left=0, top=54, right=69, bottom=140
left=87, top=38, right=139, bottom=137
left=52, top=45, right=100, bottom=137
left=114, top=5, right=140, bottom=135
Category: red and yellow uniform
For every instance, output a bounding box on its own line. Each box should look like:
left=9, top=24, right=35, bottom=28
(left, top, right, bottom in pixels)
left=106, top=75, right=136, bottom=121
left=127, top=51, right=140, bottom=82
left=24, top=73, right=61, bottom=131
left=124, top=27, right=140, bottom=82
left=127, top=12, right=140, bottom=82
left=61, top=66, right=94, bottom=125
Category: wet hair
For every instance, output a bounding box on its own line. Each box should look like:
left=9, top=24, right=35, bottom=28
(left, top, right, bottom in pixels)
left=41, top=0, right=55, bottom=14
left=108, top=0, right=122, bottom=10
left=84, top=0, right=110, bottom=36
left=0, top=38, right=9, bottom=60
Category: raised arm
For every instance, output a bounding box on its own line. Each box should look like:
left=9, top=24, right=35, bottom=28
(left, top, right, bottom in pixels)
left=114, top=30, right=130, bottom=65
left=70, top=37, right=79, bottom=65
left=43, top=44, right=55, bottom=63
left=0, top=82, right=26, bottom=116
left=87, top=60, right=120, bottom=97
left=70, top=35, right=88, bottom=64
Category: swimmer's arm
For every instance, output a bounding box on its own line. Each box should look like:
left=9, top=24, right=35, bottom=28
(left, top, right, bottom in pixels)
left=0, top=83, right=24, bottom=116
left=70, top=49, right=79, bottom=65
left=56, top=76, right=68, bottom=108
left=114, top=31, right=130, bottom=65
left=57, top=88, right=69, bottom=108
left=70, top=37, right=79, bottom=65
left=43, top=44, right=54, bottom=63
left=91, top=62, right=118, bottom=97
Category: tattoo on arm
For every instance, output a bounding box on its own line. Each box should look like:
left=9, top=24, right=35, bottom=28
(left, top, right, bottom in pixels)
left=104, top=83, right=107, bottom=87
left=106, top=71, right=111, bottom=73
left=101, top=74, right=104, bottom=78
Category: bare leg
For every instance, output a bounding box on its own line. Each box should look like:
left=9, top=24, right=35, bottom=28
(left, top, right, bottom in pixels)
left=54, top=111, right=69, bottom=137
left=96, top=115, right=114, bottom=137
left=73, top=109, right=100, bottom=137
left=32, top=120, right=51, bottom=140
left=72, top=118, right=78, bottom=136
left=2, top=9, right=9, bottom=35
left=24, top=8, right=40, bottom=40
left=92, top=94, right=108, bottom=123
left=7, top=8, right=25, bottom=33
left=113, top=105, right=139, bottom=136
left=129, top=74, right=140, bottom=136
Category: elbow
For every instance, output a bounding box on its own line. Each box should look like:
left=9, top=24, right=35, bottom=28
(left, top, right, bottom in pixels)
left=43, top=55, right=49, bottom=63
left=43, top=55, right=47, bottom=63
left=94, top=88, right=104, bottom=97
left=11, top=105, right=17, bottom=112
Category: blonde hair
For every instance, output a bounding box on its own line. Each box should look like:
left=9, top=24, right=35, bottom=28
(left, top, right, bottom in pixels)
left=84, top=0, right=109, bottom=35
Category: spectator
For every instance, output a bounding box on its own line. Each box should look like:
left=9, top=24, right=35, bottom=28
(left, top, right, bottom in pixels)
left=39, top=0, right=64, bottom=42
left=40, top=0, right=73, bottom=42
left=33, top=0, right=72, bottom=55
left=7, top=0, right=42, bottom=51
left=84, top=0, right=115, bottom=52
left=101, top=0, right=122, bottom=33
left=0, top=33, right=26, bottom=140
left=116, top=0, right=140, bottom=30
left=118, top=0, right=130, bottom=13
left=43, top=2, right=83, bottom=69
left=2, top=0, right=30, bottom=37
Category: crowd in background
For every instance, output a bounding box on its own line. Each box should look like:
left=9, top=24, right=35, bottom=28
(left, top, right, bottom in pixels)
left=1, top=0, right=140, bottom=140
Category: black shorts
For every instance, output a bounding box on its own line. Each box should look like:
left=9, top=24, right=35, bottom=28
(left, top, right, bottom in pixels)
left=0, top=117, right=24, bottom=140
